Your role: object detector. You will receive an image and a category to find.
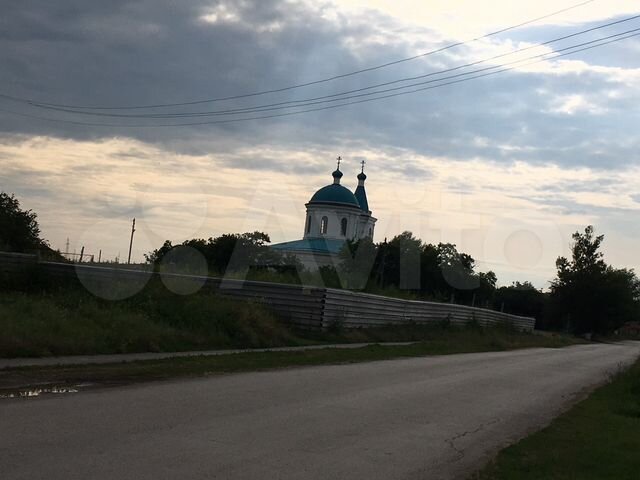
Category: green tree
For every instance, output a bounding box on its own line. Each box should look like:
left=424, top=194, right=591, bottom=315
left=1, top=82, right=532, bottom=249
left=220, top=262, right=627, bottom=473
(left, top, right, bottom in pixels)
left=144, top=240, right=174, bottom=264
left=474, top=270, right=497, bottom=306
left=146, top=232, right=302, bottom=276
left=436, top=242, right=478, bottom=298
left=317, top=265, right=342, bottom=289
left=493, top=281, right=547, bottom=320
left=371, top=232, right=422, bottom=290
left=338, top=237, right=377, bottom=289
left=0, top=192, right=48, bottom=252
left=550, top=226, right=640, bottom=334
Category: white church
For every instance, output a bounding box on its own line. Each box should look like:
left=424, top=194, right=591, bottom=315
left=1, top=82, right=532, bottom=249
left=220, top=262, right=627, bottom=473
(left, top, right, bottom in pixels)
left=272, top=157, right=376, bottom=269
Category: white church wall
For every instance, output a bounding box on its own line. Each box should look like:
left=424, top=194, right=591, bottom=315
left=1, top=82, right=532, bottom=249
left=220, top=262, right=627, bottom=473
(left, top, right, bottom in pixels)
left=356, top=214, right=377, bottom=240
left=303, top=205, right=363, bottom=240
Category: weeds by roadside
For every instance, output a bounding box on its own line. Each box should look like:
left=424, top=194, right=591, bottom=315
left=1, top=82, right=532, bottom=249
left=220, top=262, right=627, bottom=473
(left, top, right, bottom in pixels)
left=474, top=356, right=640, bottom=480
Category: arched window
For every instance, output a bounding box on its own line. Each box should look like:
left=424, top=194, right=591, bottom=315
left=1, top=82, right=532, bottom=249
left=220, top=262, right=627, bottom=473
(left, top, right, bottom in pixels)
left=305, top=216, right=311, bottom=234
left=320, top=216, right=328, bottom=234
left=368, top=227, right=372, bottom=237
left=340, top=218, right=348, bottom=236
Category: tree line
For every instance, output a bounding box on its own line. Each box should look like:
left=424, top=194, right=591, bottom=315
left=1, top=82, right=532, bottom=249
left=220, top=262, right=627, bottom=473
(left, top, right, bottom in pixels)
left=2, top=191, right=638, bottom=335
left=145, top=227, right=640, bottom=335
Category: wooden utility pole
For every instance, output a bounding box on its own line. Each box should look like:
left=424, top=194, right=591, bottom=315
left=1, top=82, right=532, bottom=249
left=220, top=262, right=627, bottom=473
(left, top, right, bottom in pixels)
left=98, top=249, right=102, bottom=263
left=127, top=218, right=136, bottom=264
left=79, top=246, right=85, bottom=263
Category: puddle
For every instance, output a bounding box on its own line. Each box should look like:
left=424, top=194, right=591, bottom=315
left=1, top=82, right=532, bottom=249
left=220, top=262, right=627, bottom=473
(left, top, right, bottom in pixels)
left=0, top=386, right=80, bottom=399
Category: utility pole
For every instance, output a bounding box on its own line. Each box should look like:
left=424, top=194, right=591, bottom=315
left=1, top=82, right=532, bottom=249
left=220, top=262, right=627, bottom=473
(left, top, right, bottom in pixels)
left=65, top=237, right=70, bottom=254
left=98, top=249, right=102, bottom=263
left=79, top=246, right=85, bottom=263
left=127, top=218, right=136, bottom=265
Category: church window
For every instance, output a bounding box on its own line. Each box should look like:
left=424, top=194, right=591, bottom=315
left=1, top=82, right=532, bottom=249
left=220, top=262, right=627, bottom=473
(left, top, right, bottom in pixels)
left=340, top=218, right=348, bottom=236
left=321, top=216, right=328, bottom=234
left=368, top=227, right=372, bottom=237
left=306, top=216, right=311, bottom=234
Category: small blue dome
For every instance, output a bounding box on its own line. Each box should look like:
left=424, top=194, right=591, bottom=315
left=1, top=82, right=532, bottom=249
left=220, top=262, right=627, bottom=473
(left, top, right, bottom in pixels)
left=357, top=171, right=367, bottom=181
left=309, top=184, right=360, bottom=207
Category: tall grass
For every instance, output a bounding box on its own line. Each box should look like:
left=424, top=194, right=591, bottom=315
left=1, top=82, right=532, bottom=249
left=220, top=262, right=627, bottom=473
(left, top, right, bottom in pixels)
left=476, top=358, right=640, bottom=479
left=0, top=280, right=301, bottom=357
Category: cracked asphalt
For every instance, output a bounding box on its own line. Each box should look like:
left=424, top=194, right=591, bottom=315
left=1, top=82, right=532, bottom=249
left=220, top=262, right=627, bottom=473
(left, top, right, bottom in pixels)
left=1, top=342, right=639, bottom=480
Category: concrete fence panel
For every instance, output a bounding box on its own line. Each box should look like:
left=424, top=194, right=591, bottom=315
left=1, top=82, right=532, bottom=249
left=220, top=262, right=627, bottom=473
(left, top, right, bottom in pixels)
left=322, top=289, right=535, bottom=331
left=0, top=252, right=535, bottom=332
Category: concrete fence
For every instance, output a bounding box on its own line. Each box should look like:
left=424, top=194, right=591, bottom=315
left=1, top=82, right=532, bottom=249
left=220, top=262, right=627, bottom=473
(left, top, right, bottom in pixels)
left=322, top=289, right=535, bottom=331
left=0, top=252, right=536, bottom=331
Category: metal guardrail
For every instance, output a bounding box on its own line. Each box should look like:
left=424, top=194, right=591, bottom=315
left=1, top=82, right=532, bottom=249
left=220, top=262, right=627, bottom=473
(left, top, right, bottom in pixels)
left=0, top=252, right=535, bottom=331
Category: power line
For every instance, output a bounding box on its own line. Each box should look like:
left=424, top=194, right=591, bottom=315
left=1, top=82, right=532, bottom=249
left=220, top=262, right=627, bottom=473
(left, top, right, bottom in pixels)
left=157, top=31, right=640, bottom=126
left=23, top=25, right=640, bottom=121
left=1, top=29, right=637, bottom=128
left=29, top=14, right=640, bottom=119
left=1, top=0, right=597, bottom=110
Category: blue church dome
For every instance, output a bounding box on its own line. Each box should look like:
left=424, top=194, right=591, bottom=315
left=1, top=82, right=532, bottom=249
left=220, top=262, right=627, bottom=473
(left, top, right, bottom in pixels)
left=308, top=184, right=360, bottom=208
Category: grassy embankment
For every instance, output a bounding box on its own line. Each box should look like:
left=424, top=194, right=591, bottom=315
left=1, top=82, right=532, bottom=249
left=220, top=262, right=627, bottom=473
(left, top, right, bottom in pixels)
left=0, top=279, right=578, bottom=358
left=0, top=286, right=302, bottom=357
left=474, top=357, right=640, bottom=480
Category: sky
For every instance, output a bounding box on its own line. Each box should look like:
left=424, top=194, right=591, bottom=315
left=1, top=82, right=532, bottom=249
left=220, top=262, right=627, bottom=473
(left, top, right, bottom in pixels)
left=1, top=0, right=640, bottom=288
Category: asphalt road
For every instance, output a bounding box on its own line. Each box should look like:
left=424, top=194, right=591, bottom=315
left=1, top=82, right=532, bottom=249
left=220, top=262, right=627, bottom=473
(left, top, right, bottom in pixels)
left=1, top=342, right=639, bottom=480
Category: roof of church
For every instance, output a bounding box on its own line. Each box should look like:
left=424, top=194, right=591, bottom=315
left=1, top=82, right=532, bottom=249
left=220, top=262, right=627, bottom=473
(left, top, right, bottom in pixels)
left=271, top=237, right=346, bottom=255
left=308, top=183, right=361, bottom=208
left=354, top=185, right=369, bottom=212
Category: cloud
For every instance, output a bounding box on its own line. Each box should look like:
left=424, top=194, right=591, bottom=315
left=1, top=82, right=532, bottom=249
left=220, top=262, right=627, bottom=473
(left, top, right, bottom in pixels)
left=2, top=1, right=640, bottom=287
left=0, top=1, right=637, bottom=171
